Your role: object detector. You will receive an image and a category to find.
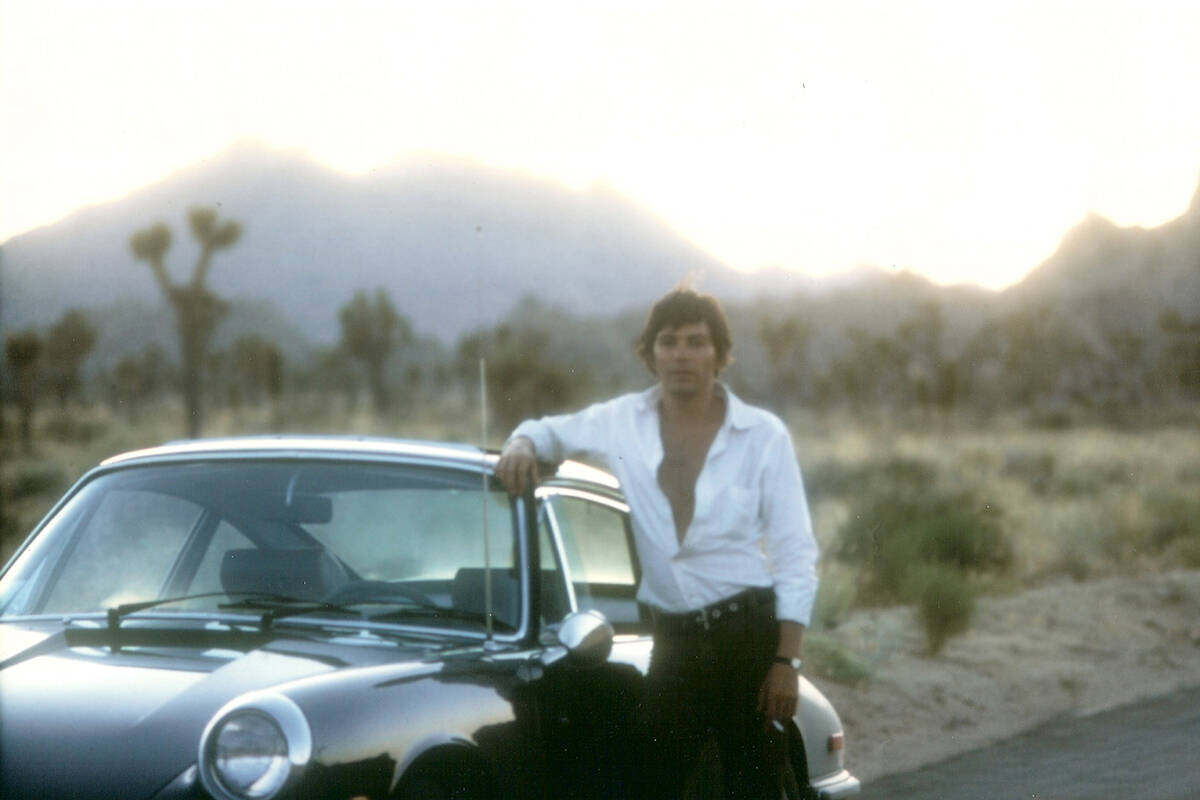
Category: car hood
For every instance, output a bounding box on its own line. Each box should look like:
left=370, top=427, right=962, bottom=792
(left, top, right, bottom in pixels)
left=0, top=622, right=429, bottom=799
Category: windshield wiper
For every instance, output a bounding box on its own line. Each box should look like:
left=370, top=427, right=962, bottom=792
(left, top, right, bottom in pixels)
left=218, top=596, right=363, bottom=629
left=367, top=605, right=516, bottom=631
left=107, top=591, right=244, bottom=625
left=103, top=591, right=357, bottom=642
left=109, top=592, right=512, bottom=634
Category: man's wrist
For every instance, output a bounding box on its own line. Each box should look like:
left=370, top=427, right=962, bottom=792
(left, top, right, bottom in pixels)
left=772, top=655, right=803, bottom=671
left=503, top=436, right=535, bottom=455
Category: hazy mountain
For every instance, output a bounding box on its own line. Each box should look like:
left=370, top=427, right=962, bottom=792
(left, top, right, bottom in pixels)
left=0, top=142, right=813, bottom=344
left=3, top=143, right=1197, bottom=388
left=1000, top=180, right=1200, bottom=357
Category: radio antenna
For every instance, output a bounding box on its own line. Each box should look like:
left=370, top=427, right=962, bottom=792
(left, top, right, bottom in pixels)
left=480, top=357, right=496, bottom=645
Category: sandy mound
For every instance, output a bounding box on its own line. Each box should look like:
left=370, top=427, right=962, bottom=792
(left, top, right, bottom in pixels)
left=812, top=569, right=1200, bottom=782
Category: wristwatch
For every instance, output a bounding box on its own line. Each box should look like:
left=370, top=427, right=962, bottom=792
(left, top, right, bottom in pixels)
left=772, top=655, right=803, bottom=671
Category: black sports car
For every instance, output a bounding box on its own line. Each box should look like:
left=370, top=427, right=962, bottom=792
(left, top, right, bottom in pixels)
left=0, top=436, right=859, bottom=799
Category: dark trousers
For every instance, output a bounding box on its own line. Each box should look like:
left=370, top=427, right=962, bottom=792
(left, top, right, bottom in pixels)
left=632, top=590, right=783, bottom=800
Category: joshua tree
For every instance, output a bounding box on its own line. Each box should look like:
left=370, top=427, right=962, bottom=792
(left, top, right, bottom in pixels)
left=1160, top=310, right=1200, bottom=400
left=129, top=207, right=242, bottom=437
left=757, top=314, right=811, bottom=405
left=5, top=329, right=42, bottom=453
left=43, top=309, right=98, bottom=407
left=338, top=288, right=411, bottom=414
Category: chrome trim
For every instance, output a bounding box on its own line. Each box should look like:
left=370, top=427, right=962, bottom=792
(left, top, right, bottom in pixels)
left=811, top=769, right=861, bottom=799
left=538, top=502, right=579, bottom=612
left=535, top=486, right=629, bottom=514
left=198, top=691, right=312, bottom=800
left=552, top=460, right=621, bottom=490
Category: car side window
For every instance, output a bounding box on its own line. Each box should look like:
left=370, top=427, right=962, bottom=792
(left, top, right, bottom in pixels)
left=543, top=493, right=643, bottom=632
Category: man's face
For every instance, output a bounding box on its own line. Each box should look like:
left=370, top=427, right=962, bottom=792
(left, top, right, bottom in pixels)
left=652, top=321, right=719, bottom=398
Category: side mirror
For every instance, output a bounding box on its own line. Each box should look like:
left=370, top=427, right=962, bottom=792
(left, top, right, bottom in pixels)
left=556, top=609, right=614, bottom=666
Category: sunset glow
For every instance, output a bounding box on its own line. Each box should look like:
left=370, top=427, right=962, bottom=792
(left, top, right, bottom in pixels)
left=2, top=0, right=1198, bottom=290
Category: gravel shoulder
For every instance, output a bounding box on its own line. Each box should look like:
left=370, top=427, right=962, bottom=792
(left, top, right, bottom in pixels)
left=811, top=569, right=1200, bottom=782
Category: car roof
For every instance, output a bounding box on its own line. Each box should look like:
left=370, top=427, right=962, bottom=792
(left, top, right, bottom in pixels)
left=99, top=435, right=621, bottom=492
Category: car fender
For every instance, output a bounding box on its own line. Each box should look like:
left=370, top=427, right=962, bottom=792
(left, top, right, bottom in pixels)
left=797, top=675, right=850, bottom=784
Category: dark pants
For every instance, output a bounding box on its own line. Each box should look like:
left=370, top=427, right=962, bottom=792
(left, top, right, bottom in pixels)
left=632, top=589, right=783, bottom=800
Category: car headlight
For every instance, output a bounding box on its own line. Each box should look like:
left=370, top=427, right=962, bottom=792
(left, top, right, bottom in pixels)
left=199, top=692, right=312, bottom=800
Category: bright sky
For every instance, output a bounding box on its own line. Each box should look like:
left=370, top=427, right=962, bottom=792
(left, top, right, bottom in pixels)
left=2, top=0, right=1198, bottom=289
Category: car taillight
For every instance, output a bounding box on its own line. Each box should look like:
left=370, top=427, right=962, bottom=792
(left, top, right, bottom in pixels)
left=827, top=732, right=845, bottom=753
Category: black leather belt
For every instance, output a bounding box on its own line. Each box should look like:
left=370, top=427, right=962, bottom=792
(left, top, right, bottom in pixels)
left=651, top=587, right=774, bottom=634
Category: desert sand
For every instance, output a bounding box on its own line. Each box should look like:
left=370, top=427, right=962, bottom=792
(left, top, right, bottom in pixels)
left=813, top=569, right=1200, bottom=782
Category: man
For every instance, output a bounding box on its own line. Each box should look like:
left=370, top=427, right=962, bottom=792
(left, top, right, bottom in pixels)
left=496, top=288, right=819, bottom=799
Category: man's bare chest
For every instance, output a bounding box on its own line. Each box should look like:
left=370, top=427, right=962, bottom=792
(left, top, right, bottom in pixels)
left=656, top=417, right=722, bottom=539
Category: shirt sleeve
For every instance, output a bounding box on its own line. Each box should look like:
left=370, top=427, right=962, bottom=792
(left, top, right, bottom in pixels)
left=759, top=426, right=820, bottom=626
left=508, top=398, right=618, bottom=464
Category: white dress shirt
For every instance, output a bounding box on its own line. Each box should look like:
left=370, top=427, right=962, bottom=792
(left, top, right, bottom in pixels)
left=511, top=384, right=819, bottom=625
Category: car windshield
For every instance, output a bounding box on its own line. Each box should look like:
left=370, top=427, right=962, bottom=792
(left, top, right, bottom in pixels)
left=0, top=458, right=520, bottom=632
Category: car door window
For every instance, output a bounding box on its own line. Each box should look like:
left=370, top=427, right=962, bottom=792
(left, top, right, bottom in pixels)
left=543, top=493, right=643, bottom=631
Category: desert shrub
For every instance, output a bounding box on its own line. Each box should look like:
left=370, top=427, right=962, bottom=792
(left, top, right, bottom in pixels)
left=803, top=633, right=874, bottom=687
left=0, top=485, right=16, bottom=548
left=1028, top=408, right=1075, bottom=430
left=805, top=456, right=936, bottom=499
left=906, top=565, right=975, bottom=654
left=835, top=486, right=1010, bottom=605
left=1002, top=449, right=1056, bottom=495
left=810, top=564, right=858, bottom=630
left=40, top=413, right=108, bottom=444
left=1047, top=467, right=1105, bottom=497
left=1057, top=535, right=1095, bottom=582
left=6, top=464, right=69, bottom=502
left=1146, top=491, right=1200, bottom=566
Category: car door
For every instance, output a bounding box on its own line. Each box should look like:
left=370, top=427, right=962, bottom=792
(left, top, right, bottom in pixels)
left=529, top=485, right=649, bottom=799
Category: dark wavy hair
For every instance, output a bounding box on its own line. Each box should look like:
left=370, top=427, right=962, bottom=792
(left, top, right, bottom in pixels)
left=635, top=288, right=733, bottom=374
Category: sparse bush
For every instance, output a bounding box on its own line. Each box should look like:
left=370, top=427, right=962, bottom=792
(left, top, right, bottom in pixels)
left=7, top=464, right=69, bottom=502
left=41, top=413, right=108, bottom=444
left=1002, top=449, right=1056, bottom=495
left=0, top=480, right=16, bottom=549
left=803, top=633, right=874, bottom=687
left=1057, top=536, right=1095, bottom=582
left=1028, top=408, right=1074, bottom=430
left=811, top=564, right=858, bottom=630
left=1146, top=491, right=1200, bottom=566
left=907, top=565, right=975, bottom=654
left=835, top=485, right=1010, bottom=605
left=806, top=456, right=936, bottom=500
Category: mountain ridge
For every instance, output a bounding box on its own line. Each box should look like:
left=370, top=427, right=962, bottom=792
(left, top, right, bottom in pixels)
left=2, top=142, right=812, bottom=342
